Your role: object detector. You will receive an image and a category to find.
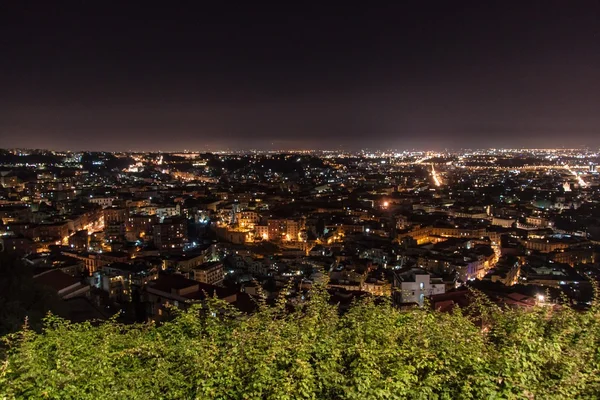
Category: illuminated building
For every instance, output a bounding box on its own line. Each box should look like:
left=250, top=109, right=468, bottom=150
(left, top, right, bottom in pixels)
left=153, top=217, right=187, bottom=250
left=393, top=268, right=445, bottom=306
left=267, top=219, right=303, bottom=242
left=191, top=261, right=224, bottom=286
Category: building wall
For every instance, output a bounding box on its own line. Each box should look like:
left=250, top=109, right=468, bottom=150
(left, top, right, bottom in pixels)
left=396, top=275, right=445, bottom=305
left=192, top=263, right=224, bottom=285
left=153, top=219, right=186, bottom=250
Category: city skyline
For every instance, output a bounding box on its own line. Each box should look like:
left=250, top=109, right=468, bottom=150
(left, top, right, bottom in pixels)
left=2, top=2, right=600, bottom=150
left=3, top=146, right=600, bottom=155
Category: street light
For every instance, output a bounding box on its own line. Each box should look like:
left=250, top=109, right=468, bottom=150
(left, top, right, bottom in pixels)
left=537, top=294, right=545, bottom=304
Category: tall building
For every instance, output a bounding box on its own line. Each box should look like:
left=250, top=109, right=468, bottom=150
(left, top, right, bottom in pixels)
left=267, top=219, right=303, bottom=241
left=103, top=207, right=128, bottom=224
left=127, top=214, right=158, bottom=241
left=153, top=217, right=187, bottom=250
left=191, top=261, right=224, bottom=286
left=267, top=219, right=286, bottom=241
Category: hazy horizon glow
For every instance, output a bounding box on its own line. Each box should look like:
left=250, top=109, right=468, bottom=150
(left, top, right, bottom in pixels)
left=2, top=2, right=599, bottom=151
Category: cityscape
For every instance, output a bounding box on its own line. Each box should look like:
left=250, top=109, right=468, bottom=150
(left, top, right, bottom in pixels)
left=1, top=147, right=599, bottom=316
left=2, top=146, right=600, bottom=396
left=3, top=1, right=600, bottom=398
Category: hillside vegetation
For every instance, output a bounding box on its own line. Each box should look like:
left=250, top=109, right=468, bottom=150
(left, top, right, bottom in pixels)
left=2, top=285, right=600, bottom=399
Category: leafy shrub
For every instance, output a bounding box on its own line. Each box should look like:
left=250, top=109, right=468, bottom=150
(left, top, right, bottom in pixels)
left=2, top=285, right=600, bottom=399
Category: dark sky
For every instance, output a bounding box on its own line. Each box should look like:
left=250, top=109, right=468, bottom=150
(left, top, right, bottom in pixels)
left=1, top=2, right=599, bottom=151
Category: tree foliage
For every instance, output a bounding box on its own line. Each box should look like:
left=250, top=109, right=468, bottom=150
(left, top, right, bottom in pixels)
left=2, top=283, right=600, bottom=399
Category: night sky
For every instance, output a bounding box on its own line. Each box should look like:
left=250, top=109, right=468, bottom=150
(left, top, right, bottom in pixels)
left=1, top=2, right=599, bottom=151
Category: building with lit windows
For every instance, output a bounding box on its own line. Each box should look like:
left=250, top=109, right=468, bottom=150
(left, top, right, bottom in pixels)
left=153, top=217, right=187, bottom=251
left=393, top=267, right=445, bottom=306
left=191, top=261, right=224, bottom=286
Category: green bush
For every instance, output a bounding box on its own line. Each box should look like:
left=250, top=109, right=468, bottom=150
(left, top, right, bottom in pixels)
left=2, top=285, right=600, bottom=399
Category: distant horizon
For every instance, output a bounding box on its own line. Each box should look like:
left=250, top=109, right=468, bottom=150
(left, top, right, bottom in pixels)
left=2, top=135, right=600, bottom=154
left=2, top=145, right=600, bottom=154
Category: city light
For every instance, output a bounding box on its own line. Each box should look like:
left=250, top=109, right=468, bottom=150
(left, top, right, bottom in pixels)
left=537, top=294, right=546, bottom=305
left=431, top=165, right=442, bottom=187
left=565, top=165, right=587, bottom=188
